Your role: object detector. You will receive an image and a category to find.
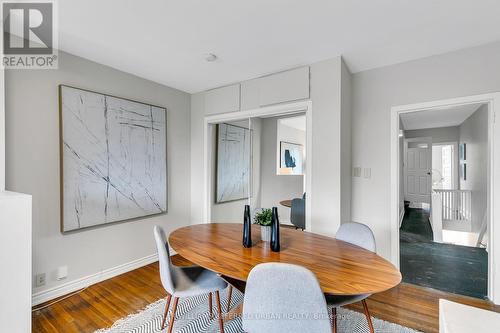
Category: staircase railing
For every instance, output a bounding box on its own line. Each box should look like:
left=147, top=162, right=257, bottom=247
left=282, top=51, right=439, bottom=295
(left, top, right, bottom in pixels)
left=433, top=189, right=472, bottom=222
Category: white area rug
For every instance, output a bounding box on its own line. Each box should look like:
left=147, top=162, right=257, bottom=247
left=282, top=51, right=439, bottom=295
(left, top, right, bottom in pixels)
left=95, top=287, right=421, bottom=333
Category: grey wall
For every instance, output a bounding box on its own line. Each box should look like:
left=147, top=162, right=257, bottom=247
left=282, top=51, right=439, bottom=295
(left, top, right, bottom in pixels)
left=260, top=117, right=304, bottom=223
left=459, top=105, right=488, bottom=232
left=5, top=51, right=191, bottom=295
left=405, top=126, right=459, bottom=143
left=351, top=41, right=500, bottom=260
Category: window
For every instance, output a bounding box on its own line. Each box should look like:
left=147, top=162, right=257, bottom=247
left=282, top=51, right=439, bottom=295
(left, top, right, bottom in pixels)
left=432, top=144, right=455, bottom=190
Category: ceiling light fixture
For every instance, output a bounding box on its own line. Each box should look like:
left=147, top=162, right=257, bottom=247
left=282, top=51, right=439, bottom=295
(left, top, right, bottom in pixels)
left=205, top=53, right=218, bottom=62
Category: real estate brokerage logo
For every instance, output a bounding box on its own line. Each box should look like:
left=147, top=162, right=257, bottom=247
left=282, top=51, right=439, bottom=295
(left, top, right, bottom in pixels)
left=1, top=1, right=58, bottom=69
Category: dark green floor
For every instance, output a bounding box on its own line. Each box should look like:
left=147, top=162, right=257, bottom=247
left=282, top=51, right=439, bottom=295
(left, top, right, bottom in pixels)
left=400, top=208, right=488, bottom=299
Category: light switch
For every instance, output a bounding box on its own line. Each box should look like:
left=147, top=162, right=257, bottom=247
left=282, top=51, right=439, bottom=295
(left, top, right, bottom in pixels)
left=353, top=167, right=361, bottom=177
left=364, top=168, right=371, bottom=179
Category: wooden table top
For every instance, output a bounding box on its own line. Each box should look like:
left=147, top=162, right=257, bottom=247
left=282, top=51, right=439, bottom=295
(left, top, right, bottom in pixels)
left=279, top=199, right=292, bottom=207
left=169, top=223, right=401, bottom=296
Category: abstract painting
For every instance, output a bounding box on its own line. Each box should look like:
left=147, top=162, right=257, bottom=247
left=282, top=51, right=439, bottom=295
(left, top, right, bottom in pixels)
left=59, top=85, right=167, bottom=232
left=216, top=123, right=251, bottom=203
left=280, top=141, right=304, bottom=175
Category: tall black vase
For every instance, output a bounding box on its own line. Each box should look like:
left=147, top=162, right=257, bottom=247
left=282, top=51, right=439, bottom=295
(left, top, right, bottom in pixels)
left=242, top=205, right=252, bottom=248
left=270, top=207, right=280, bottom=252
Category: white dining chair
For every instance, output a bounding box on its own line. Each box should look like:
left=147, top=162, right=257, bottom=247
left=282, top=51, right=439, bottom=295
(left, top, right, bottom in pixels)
left=153, top=225, right=228, bottom=333
left=330, top=222, right=377, bottom=333
left=242, top=263, right=331, bottom=333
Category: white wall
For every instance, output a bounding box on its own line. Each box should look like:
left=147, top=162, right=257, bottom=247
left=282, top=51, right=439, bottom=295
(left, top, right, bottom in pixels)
left=352, top=41, right=500, bottom=260
left=190, top=93, right=205, bottom=224
left=399, top=119, right=405, bottom=217
left=309, top=57, right=349, bottom=236
left=191, top=58, right=352, bottom=237
left=459, top=105, right=488, bottom=232
left=0, top=69, right=4, bottom=191
left=1, top=66, right=32, bottom=333
left=5, top=51, right=191, bottom=300
left=260, top=117, right=304, bottom=223
left=341, top=60, right=352, bottom=227
left=0, top=191, right=31, bottom=333
left=405, top=126, right=459, bottom=143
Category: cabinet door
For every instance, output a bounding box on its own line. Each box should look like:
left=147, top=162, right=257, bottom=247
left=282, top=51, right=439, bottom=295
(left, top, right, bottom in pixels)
left=204, top=83, right=240, bottom=115
left=240, top=79, right=260, bottom=111
left=258, top=67, right=310, bottom=106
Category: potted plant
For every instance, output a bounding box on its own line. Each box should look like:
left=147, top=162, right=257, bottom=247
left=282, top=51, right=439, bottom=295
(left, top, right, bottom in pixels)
left=254, top=208, right=273, bottom=242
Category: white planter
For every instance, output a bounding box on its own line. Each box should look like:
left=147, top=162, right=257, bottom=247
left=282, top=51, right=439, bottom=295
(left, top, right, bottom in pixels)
left=260, top=225, right=272, bottom=242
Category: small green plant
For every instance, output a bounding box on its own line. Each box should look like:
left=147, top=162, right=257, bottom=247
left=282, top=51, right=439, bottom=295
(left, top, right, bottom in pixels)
left=254, top=208, right=272, bottom=226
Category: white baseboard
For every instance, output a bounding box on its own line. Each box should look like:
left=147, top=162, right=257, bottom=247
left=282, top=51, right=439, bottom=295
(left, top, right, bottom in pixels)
left=32, top=253, right=158, bottom=306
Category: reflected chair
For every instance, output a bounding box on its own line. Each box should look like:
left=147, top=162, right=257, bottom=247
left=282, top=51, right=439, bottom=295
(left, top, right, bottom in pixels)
left=329, top=222, right=377, bottom=333
left=242, top=263, right=331, bottom=333
left=290, top=198, right=305, bottom=230
left=153, top=226, right=228, bottom=333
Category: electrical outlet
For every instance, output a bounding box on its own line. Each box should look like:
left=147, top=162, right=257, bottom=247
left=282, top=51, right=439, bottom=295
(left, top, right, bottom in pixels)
left=35, top=273, right=46, bottom=287
left=353, top=167, right=362, bottom=177
left=56, top=266, right=68, bottom=281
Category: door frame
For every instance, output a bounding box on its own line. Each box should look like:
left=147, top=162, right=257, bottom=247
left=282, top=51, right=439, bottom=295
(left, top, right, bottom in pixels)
left=403, top=136, right=432, bottom=205
left=203, top=100, right=313, bottom=231
left=390, top=92, right=500, bottom=304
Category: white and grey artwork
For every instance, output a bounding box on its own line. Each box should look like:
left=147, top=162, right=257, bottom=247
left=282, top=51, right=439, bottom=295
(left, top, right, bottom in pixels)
left=216, top=123, right=251, bottom=203
left=60, top=85, right=167, bottom=232
left=280, top=141, right=304, bottom=175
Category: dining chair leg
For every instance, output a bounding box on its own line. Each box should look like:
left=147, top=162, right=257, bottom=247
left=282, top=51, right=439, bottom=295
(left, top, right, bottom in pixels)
left=208, top=292, right=213, bottom=319
left=215, top=290, right=225, bottom=333
left=226, top=286, right=233, bottom=312
left=331, top=307, right=337, bottom=333
left=161, top=294, right=172, bottom=330
left=167, top=297, right=179, bottom=333
left=361, top=299, right=375, bottom=333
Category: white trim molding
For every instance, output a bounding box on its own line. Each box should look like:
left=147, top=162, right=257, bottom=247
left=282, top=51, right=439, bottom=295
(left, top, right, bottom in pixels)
left=399, top=207, right=405, bottom=228
left=32, top=253, right=158, bottom=306
left=203, top=100, right=313, bottom=231
left=390, top=92, right=500, bottom=304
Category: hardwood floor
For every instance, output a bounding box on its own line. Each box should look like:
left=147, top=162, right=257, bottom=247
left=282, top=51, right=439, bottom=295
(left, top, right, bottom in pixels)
left=32, top=258, right=500, bottom=333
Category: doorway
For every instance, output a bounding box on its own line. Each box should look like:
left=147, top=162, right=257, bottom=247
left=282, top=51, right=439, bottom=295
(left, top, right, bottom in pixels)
left=391, top=93, right=500, bottom=304
left=404, top=137, right=432, bottom=206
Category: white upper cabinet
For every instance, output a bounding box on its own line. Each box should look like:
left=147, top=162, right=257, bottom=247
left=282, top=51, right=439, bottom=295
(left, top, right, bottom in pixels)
left=259, top=67, right=310, bottom=106
left=205, top=67, right=310, bottom=113
left=204, top=83, right=240, bottom=115
left=240, top=66, right=310, bottom=110
left=240, top=79, right=261, bottom=111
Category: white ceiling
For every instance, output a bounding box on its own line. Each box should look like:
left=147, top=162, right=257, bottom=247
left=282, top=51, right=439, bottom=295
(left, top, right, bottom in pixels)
left=400, top=103, right=484, bottom=130
left=279, top=115, right=306, bottom=132
left=59, top=1, right=500, bottom=93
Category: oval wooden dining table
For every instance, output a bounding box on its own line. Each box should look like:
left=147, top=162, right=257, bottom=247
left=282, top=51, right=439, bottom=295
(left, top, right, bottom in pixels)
left=169, top=223, right=401, bottom=297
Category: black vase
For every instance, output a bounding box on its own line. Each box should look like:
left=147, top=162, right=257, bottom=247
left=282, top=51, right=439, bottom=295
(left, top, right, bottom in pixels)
left=243, top=205, right=252, bottom=248
left=270, top=207, right=280, bottom=252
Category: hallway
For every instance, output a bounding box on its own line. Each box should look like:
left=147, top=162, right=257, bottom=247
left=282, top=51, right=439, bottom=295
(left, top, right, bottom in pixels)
left=400, top=208, right=488, bottom=299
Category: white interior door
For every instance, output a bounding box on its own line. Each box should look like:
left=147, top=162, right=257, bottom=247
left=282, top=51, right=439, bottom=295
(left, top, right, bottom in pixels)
left=405, top=137, right=432, bottom=204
